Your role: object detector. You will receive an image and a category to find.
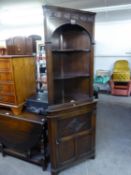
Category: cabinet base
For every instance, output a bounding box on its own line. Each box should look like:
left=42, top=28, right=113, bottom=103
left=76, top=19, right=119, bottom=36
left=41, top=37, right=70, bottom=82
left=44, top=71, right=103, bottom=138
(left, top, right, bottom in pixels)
left=11, top=106, right=23, bottom=115
left=0, top=103, right=24, bottom=115
left=0, top=145, right=49, bottom=170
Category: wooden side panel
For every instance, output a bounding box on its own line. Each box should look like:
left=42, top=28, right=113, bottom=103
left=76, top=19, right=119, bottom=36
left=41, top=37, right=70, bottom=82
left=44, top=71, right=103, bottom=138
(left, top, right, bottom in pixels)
left=0, top=112, right=43, bottom=150
left=12, top=57, right=36, bottom=104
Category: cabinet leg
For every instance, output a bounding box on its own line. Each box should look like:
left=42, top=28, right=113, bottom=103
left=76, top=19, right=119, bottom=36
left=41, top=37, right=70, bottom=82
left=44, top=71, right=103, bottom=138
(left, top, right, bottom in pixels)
left=51, top=172, right=58, bottom=175
left=26, top=149, right=31, bottom=159
left=11, top=106, right=23, bottom=115
left=90, top=154, right=96, bottom=159
left=41, top=158, right=47, bottom=171
left=0, top=143, right=5, bottom=157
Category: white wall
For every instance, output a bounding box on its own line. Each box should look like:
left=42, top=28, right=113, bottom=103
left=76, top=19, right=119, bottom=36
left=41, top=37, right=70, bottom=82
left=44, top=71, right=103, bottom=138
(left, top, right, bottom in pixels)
left=0, top=2, right=44, bottom=46
left=0, top=3, right=131, bottom=76
left=94, top=9, right=131, bottom=74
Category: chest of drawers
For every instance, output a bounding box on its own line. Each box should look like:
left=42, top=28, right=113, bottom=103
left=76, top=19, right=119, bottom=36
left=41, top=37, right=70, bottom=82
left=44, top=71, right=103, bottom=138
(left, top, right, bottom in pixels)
left=0, top=55, right=36, bottom=115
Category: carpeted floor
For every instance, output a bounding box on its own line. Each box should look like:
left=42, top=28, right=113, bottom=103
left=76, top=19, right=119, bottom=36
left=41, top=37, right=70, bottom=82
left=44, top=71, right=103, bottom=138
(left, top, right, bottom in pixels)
left=0, top=94, right=131, bottom=175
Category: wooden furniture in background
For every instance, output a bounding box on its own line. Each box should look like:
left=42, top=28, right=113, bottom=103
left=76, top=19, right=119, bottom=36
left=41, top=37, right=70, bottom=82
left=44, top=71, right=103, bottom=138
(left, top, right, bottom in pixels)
left=28, top=35, right=42, bottom=54
left=6, top=37, right=33, bottom=55
left=43, top=5, right=96, bottom=175
left=0, top=108, right=48, bottom=170
left=0, top=47, right=7, bottom=55
left=0, top=55, right=36, bottom=115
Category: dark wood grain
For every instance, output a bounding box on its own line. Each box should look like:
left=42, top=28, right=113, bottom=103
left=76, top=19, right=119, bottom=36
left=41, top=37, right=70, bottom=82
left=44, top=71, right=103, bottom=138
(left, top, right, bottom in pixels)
left=43, top=5, right=96, bottom=175
left=43, top=5, right=95, bottom=105
left=47, top=100, right=97, bottom=175
left=6, top=37, right=33, bottom=55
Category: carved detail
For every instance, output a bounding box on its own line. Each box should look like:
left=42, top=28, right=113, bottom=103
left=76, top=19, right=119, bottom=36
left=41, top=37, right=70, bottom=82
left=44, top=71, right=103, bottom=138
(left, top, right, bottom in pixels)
left=47, top=9, right=94, bottom=22
left=80, top=15, right=87, bottom=22
left=63, top=13, right=70, bottom=19
left=72, top=14, right=79, bottom=20
left=88, top=16, right=94, bottom=22
left=66, top=118, right=87, bottom=132
left=54, top=12, right=61, bottom=18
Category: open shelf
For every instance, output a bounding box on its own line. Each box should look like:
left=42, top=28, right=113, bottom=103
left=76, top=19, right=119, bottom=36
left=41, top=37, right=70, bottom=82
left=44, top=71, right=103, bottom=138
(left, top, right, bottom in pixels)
left=46, top=22, right=93, bottom=105
left=54, top=93, right=90, bottom=104
left=52, top=49, right=90, bottom=52
left=53, top=77, right=90, bottom=104
left=54, top=73, right=90, bottom=80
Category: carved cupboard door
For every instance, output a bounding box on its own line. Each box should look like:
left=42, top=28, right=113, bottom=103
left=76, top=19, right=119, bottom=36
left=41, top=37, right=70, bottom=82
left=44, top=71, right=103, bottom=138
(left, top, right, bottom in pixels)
left=47, top=101, right=97, bottom=174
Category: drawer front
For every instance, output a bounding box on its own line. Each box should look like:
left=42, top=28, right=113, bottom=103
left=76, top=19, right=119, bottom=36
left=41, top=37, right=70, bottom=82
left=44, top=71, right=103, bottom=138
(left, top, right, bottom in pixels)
left=58, top=112, right=92, bottom=138
left=0, top=72, right=13, bottom=81
left=0, top=84, right=15, bottom=95
left=0, top=59, right=12, bottom=71
left=0, top=95, right=16, bottom=104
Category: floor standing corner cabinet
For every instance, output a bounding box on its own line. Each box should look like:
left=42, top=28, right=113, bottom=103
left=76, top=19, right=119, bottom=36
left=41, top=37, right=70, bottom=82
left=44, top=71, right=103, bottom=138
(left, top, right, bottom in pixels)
left=43, top=5, right=97, bottom=175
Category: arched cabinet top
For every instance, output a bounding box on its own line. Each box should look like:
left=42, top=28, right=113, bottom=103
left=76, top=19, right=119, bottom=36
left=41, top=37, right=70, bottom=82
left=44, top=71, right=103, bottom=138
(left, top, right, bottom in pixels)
left=43, top=5, right=96, bottom=43
left=51, top=24, right=92, bottom=50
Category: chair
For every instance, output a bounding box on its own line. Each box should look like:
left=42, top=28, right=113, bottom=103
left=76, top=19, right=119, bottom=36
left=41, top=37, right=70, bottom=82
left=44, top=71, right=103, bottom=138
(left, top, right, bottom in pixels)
left=110, top=60, right=131, bottom=96
left=110, top=80, right=131, bottom=96
left=112, top=60, right=130, bottom=82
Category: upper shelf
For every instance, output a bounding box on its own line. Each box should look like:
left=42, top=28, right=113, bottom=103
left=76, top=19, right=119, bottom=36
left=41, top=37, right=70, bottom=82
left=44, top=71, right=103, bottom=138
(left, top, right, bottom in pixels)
left=54, top=73, right=90, bottom=80
left=52, top=49, right=90, bottom=53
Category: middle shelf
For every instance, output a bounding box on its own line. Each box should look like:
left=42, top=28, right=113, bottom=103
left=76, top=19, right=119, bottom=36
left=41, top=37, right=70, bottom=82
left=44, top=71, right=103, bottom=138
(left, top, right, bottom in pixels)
left=54, top=72, right=90, bottom=80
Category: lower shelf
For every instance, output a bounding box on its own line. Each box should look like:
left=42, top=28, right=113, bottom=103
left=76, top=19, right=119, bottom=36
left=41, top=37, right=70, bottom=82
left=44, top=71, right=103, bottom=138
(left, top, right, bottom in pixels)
left=0, top=145, right=49, bottom=170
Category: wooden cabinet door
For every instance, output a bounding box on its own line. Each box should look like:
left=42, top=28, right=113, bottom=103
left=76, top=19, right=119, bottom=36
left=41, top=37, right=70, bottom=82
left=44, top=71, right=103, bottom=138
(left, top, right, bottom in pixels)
left=6, top=37, right=33, bottom=55
left=56, top=112, right=94, bottom=164
left=13, top=37, right=26, bottom=55
left=47, top=101, right=96, bottom=174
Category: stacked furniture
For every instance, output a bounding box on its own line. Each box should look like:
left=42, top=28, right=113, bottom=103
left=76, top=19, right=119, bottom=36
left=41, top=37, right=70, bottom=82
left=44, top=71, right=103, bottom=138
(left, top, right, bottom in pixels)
left=0, top=5, right=97, bottom=175
left=110, top=60, right=131, bottom=96
left=6, top=36, right=33, bottom=55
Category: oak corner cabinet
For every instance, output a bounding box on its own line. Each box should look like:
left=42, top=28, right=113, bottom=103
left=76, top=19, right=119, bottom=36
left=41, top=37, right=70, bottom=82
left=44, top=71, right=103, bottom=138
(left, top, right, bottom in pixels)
left=0, top=55, right=36, bottom=115
left=43, top=5, right=97, bottom=175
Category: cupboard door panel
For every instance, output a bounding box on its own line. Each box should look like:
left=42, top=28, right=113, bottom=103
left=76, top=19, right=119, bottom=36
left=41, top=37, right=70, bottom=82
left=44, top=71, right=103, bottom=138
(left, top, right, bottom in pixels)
left=58, top=113, right=92, bottom=137
left=58, top=139, right=75, bottom=164
left=77, top=132, right=93, bottom=156
left=47, top=101, right=97, bottom=175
